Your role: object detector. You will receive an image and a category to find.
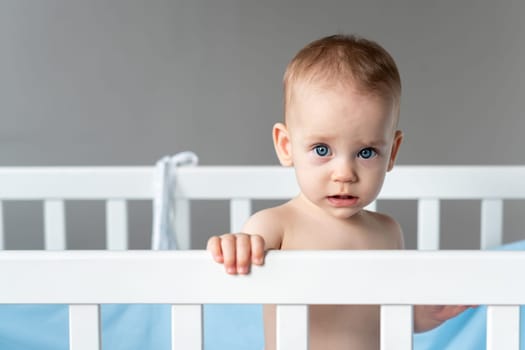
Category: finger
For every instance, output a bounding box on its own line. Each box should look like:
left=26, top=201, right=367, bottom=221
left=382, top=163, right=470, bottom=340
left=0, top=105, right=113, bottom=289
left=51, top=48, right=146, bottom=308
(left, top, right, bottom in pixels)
left=220, top=235, right=237, bottom=274
left=236, top=234, right=252, bottom=274
left=206, top=236, right=224, bottom=263
left=251, top=235, right=265, bottom=265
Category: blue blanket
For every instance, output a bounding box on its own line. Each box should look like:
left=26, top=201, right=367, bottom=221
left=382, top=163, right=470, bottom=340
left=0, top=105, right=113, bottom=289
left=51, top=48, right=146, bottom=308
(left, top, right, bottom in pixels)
left=1, top=240, right=523, bottom=350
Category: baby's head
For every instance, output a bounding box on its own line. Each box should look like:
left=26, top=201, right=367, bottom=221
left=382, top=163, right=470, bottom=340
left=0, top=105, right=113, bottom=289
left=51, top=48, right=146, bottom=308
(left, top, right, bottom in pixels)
left=273, top=35, right=404, bottom=217
left=275, top=34, right=402, bottom=164
left=283, top=34, right=401, bottom=127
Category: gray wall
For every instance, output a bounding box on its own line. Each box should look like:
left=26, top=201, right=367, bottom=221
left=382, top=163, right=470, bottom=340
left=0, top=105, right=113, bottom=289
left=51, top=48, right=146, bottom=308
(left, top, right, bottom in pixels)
left=1, top=1, right=524, bottom=250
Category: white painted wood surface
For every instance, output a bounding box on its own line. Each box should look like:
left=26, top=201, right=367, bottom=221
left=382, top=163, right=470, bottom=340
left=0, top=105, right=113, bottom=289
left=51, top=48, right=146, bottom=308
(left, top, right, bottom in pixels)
left=0, top=167, right=154, bottom=199
left=105, top=200, right=128, bottom=250
left=481, top=199, right=503, bottom=249
left=487, top=305, right=520, bottom=350
left=171, top=304, right=202, bottom=350
left=1, top=166, right=525, bottom=200
left=276, top=305, right=308, bottom=350
left=174, top=198, right=191, bottom=249
left=44, top=200, right=66, bottom=250
left=380, top=305, right=413, bottom=350
left=0, top=250, right=523, bottom=305
left=1, top=165, right=524, bottom=349
left=172, top=166, right=525, bottom=199
left=69, top=304, right=101, bottom=350
left=417, top=199, right=440, bottom=250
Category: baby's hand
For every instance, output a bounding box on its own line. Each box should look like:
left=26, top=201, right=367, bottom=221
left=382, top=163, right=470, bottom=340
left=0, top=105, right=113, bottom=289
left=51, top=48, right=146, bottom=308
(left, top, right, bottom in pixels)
left=414, top=305, right=478, bottom=332
left=206, top=233, right=265, bottom=275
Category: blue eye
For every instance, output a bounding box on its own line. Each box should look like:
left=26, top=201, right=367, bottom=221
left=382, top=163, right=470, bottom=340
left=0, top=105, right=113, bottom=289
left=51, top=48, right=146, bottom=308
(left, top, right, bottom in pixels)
left=314, top=144, right=331, bottom=157
left=358, top=148, right=376, bottom=159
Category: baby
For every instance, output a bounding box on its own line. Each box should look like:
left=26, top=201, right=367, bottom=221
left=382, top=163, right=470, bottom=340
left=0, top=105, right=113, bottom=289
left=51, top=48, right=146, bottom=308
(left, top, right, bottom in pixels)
left=208, top=34, right=471, bottom=350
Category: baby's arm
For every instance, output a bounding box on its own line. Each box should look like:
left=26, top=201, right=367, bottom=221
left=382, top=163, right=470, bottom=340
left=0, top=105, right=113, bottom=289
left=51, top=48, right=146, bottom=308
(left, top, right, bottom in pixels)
left=207, top=209, right=284, bottom=275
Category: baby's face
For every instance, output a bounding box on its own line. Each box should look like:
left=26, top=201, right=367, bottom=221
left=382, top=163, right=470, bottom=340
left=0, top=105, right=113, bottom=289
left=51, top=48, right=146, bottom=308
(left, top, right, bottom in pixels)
left=285, top=83, right=402, bottom=219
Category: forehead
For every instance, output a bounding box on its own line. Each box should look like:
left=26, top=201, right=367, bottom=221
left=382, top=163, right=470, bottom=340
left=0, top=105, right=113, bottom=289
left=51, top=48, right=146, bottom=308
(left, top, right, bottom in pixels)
left=287, top=82, right=396, bottom=134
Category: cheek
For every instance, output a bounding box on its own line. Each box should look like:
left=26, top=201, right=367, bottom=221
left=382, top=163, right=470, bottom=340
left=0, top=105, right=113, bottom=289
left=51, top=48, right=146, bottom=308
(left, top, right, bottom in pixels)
left=296, top=168, right=319, bottom=187
left=359, top=168, right=386, bottom=193
left=294, top=166, right=325, bottom=194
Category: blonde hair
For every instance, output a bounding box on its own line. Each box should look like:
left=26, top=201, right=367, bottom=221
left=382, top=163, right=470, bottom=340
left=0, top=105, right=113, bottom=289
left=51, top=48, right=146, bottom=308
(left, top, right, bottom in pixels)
left=283, top=34, right=401, bottom=122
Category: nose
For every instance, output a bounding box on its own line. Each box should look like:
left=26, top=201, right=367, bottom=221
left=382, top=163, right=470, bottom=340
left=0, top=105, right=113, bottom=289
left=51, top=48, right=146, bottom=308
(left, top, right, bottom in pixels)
left=331, top=158, right=357, bottom=184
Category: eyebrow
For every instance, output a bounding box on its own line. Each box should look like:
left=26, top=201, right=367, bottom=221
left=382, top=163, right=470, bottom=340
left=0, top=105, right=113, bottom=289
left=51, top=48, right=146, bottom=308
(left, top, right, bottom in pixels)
left=303, top=133, right=333, bottom=142
left=364, top=140, right=388, bottom=148
left=304, top=134, right=388, bottom=148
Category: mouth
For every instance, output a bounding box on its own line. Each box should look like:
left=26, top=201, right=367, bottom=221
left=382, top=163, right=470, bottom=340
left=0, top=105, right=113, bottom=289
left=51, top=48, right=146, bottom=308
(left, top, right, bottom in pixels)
left=327, top=195, right=359, bottom=207
left=329, top=195, right=356, bottom=199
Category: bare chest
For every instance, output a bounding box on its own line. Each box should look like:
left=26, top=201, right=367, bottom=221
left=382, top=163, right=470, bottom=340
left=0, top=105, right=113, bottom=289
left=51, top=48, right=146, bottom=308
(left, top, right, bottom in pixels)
left=265, top=304, right=380, bottom=350
left=280, top=214, right=394, bottom=250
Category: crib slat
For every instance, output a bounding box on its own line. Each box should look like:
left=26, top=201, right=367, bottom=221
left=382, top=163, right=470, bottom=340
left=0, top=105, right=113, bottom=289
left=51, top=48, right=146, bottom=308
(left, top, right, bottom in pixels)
left=417, top=199, right=440, bottom=250
left=276, top=305, right=308, bottom=350
left=380, top=305, right=412, bottom=350
left=487, top=305, right=520, bottom=350
left=171, top=304, right=203, bottom=350
left=230, top=199, right=252, bottom=232
left=69, top=304, right=101, bottom=350
left=105, top=200, right=128, bottom=250
left=0, top=201, right=4, bottom=249
left=481, top=199, right=503, bottom=249
left=44, top=200, right=66, bottom=250
left=175, top=199, right=191, bottom=249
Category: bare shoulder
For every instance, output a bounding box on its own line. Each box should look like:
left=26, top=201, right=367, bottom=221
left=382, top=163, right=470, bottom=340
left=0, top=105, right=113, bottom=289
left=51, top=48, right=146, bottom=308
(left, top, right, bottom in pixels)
left=243, top=206, right=283, bottom=233
left=362, top=210, right=404, bottom=249
left=242, top=204, right=290, bottom=250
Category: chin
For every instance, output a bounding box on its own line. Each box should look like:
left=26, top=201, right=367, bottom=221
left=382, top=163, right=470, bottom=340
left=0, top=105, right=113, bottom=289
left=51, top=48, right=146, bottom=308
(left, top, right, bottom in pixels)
left=328, top=207, right=362, bottom=220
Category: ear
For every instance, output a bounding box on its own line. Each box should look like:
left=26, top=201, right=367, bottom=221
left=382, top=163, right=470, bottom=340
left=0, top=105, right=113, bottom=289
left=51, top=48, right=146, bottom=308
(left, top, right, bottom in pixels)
left=272, top=122, right=293, bottom=166
left=387, top=130, right=403, bottom=171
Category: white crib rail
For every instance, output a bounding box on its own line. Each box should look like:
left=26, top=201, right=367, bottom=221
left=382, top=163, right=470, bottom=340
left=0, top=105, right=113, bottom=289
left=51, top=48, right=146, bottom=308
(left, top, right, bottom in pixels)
left=0, top=250, right=523, bottom=349
left=1, top=166, right=525, bottom=250
left=2, top=166, right=525, bottom=200
left=0, top=167, right=153, bottom=250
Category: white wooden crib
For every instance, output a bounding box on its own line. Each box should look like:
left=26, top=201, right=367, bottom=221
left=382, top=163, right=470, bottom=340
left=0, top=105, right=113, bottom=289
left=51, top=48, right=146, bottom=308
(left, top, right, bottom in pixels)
left=0, top=165, right=524, bottom=350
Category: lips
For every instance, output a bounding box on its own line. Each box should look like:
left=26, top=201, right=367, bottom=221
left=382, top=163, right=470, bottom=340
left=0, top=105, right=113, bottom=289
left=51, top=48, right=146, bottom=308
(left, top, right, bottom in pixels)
left=327, top=195, right=359, bottom=207
left=330, top=195, right=355, bottom=199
